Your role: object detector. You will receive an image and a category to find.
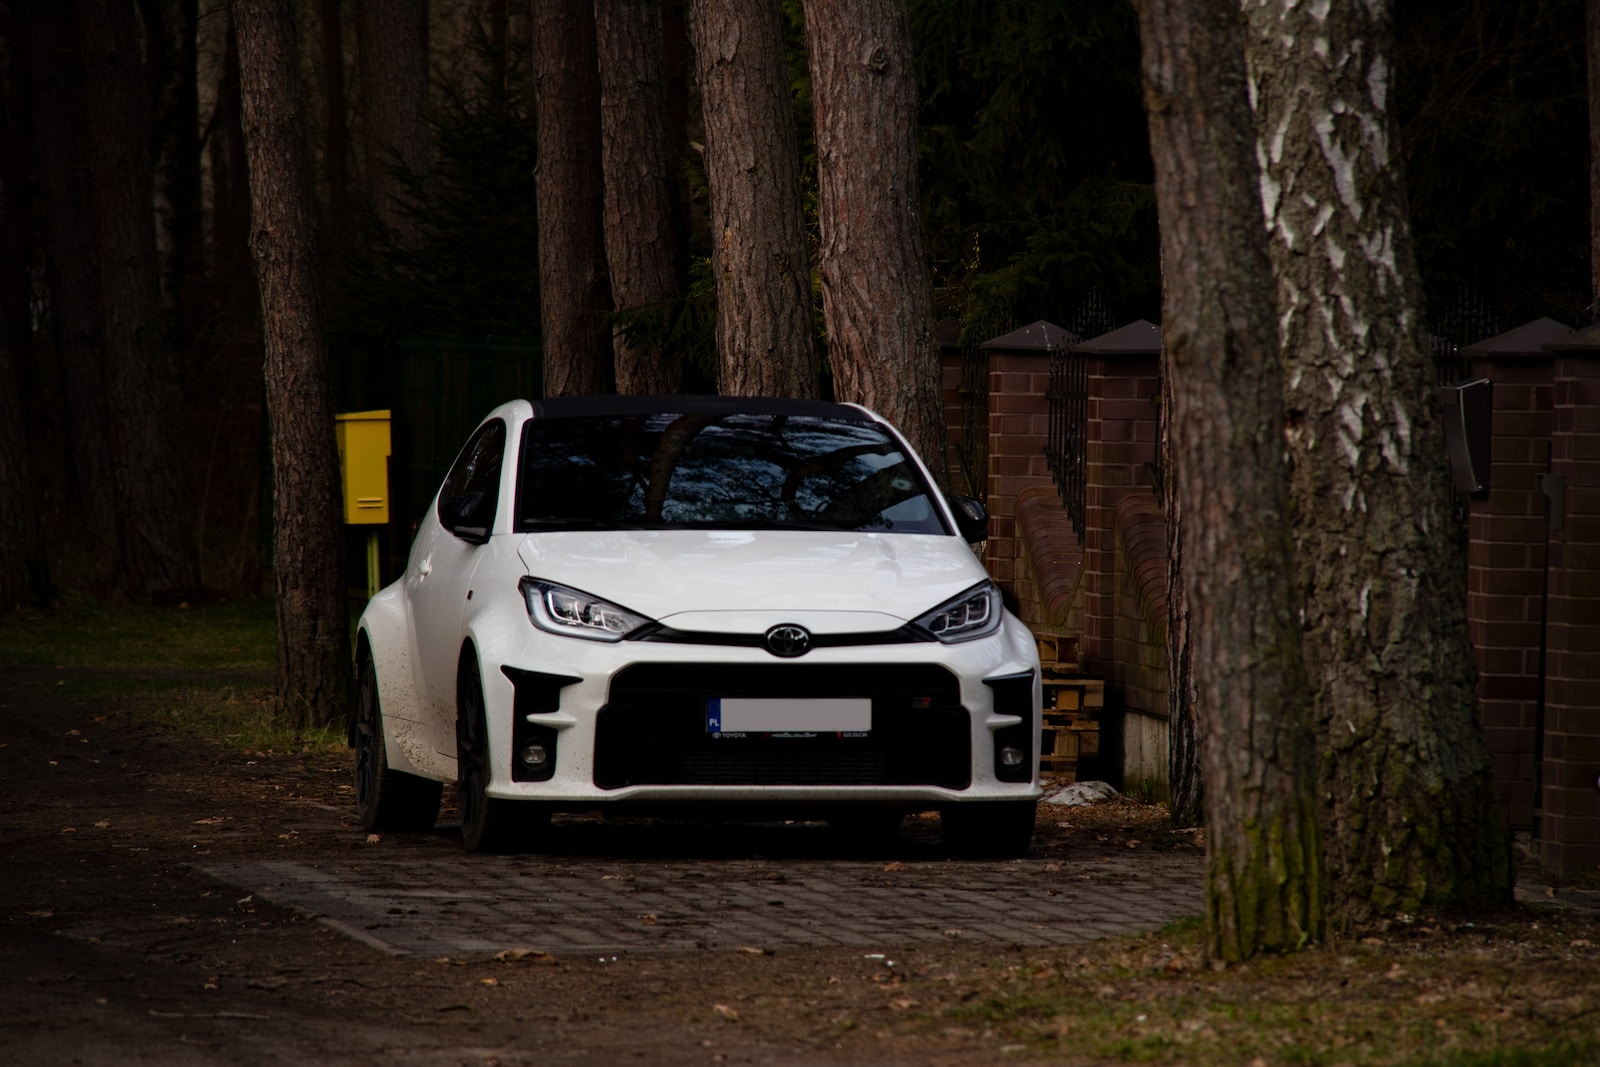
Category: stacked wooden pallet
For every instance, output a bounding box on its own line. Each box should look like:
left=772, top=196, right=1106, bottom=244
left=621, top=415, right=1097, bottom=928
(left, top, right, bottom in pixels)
left=1034, top=632, right=1103, bottom=782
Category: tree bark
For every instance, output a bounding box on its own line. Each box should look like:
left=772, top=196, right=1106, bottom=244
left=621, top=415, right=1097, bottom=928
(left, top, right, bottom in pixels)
left=690, top=0, right=816, bottom=399
left=319, top=0, right=353, bottom=266
left=804, top=0, right=943, bottom=467
left=1134, top=0, right=1323, bottom=961
left=79, top=0, right=201, bottom=597
left=1591, top=0, right=1600, bottom=320
left=1243, top=0, right=1511, bottom=932
left=144, top=0, right=202, bottom=341
left=356, top=0, right=432, bottom=247
left=594, top=0, right=683, bottom=394
left=234, top=0, right=352, bottom=730
left=0, top=34, right=51, bottom=609
left=533, top=0, right=614, bottom=396
left=25, top=4, right=117, bottom=567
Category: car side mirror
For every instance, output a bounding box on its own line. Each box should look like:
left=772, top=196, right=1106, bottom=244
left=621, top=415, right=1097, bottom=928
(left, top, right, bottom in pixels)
left=949, top=495, right=988, bottom=543
left=441, top=491, right=493, bottom=545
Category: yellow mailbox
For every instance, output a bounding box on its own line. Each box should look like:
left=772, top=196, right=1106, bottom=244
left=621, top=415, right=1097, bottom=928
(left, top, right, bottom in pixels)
left=335, top=410, right=391, bottom=525
left=335, top=410, right=391, bottom=598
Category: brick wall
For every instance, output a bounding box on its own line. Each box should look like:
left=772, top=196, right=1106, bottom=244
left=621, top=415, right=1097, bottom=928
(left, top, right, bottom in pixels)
left=1539, top=336, right=1600, bottom=875
left=1465, top=351, right=1555, bottom=829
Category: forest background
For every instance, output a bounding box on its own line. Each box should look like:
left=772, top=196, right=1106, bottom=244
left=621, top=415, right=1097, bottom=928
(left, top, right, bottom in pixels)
left=0, top=0, right=1588, bottom=607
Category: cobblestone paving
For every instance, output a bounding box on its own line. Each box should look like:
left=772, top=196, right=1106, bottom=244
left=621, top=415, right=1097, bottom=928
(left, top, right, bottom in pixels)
left=204, top=841, right=1203, bottom=959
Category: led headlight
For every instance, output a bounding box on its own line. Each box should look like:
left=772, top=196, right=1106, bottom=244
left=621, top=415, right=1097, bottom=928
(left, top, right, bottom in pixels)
left=520, top=578, right=651, bottom=641
left=912, top=581, right=1003, bottom=643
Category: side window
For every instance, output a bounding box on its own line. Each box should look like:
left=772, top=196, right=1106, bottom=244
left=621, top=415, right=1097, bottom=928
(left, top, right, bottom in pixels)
left=438, top=419, right=506, bottom=538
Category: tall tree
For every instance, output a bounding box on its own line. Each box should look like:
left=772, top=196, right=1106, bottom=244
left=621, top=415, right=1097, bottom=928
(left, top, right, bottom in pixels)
left=234, top=0, right=351, bottom=729
left=690, top=0, right=816, bottom=398
left=1162, top=366, right=1202, bottom=827
left=533, top=0, right=613, bottom=395
left=1591, top=0, right=1600, bottom=319
left=594, top=0, right=682, bottom=394
left=1243, top=0, right=1511, bottom=931
left=356, top=0, right=432, bottom=248
left=79, top=0, right=201, bottom=597
left=0, top=23, right=50, bottom=609
left=144, top=0, right=202, bottom=340
left=1134, top=0, right=1323, bottom=961
left=804, top=0, right=943, bottom=468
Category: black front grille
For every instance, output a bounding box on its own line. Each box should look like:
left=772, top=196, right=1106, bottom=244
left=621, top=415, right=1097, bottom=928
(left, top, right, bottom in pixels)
left=594, top=664, right=971, bottom=790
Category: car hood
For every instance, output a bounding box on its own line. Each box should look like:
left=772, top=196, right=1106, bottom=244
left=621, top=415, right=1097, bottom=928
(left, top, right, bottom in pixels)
left=514, top=529, right=987, bottom=630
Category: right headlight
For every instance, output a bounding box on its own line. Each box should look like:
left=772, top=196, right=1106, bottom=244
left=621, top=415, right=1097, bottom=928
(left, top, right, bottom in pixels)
left=520, top=578, right=652, bottom=642
left=911, top=581, right=1003, bottom=643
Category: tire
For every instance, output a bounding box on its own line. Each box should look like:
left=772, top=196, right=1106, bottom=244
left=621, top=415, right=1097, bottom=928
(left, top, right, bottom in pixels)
left=456, top=653, right=550, bottom=853
left=353, top=652, right=442, bottom=833
left=940, top=800, right=1037, bottom=859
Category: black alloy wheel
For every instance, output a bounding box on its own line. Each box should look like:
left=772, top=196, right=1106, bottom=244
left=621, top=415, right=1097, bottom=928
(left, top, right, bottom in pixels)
left=456, top=652, right=549, bottom=853
left=353, top=650, right=442, bottom=832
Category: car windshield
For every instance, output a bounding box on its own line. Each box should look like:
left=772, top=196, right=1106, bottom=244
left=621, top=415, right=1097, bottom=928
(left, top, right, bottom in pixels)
left=514, top=412, right=949, bottom=535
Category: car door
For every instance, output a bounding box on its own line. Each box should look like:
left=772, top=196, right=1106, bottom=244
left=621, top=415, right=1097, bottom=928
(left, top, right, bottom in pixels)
left=406, top=417, right=508, bottom=759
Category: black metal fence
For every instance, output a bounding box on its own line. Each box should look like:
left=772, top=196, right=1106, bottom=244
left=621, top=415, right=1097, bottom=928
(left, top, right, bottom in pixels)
left=955, top=306, right=1013, bottom=501
left=1045, top=341, right=1088, bottom=538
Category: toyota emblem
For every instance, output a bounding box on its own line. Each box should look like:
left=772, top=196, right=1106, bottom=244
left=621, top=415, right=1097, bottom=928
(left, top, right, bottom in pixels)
left=764, top=624, right=812, bottom=657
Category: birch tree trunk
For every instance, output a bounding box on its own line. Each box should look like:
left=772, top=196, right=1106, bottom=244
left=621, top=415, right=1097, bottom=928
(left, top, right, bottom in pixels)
left=595, top=0, right=683, bottom=394
left=804, top=0, right=942, bottom=469
left=1135, top=0, right=1323, bottom=961
left=533, top=0, right=614, bottom=396
left=1242, top=0, right=1510, bottom=932
left=235, top=0, right=352, bottom=730
left=690, top=0, right=816, bottom=398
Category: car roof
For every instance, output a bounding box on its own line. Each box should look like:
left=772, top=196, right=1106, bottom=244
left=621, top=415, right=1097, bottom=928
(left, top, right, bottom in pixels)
left=528, top=394, right=876, bottom=424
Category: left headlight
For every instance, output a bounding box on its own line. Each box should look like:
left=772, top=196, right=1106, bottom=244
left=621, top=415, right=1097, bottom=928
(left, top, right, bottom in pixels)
left=520, top=578, right=652, bottom=642
left=912, top=581, right=1003, bottom=643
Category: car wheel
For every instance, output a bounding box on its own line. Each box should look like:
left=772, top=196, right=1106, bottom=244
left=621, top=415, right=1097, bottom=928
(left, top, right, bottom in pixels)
left=456, top=654, right=550, bottom=853
left=940, top=800, right=1036, bottom=859
left=353, top=652, right=442, bottom=833
left=828, top=809, right=905, bottom=857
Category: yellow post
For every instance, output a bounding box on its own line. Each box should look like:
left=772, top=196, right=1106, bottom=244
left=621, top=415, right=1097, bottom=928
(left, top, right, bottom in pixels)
left=335, top=410, right=392, bottom=598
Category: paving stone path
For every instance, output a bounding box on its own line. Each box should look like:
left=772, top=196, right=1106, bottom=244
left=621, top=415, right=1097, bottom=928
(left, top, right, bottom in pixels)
left=203, top=850, right=1204, bottom=959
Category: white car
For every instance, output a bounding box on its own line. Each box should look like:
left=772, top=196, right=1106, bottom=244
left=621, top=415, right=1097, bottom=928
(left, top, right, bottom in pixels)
left=352, top=395, right=1042, bottom=854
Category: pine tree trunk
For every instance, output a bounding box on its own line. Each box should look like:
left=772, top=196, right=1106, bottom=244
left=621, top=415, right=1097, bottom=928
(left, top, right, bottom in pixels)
left=803, top=0, right=942, bottom=467
left=145, top=0, right=202, bottom=341
left=0, top=60, right=51, bottom=608
left=1590, top=0, right=1600, bottom=320
left=690, top=0, right=816, bottom=399
left=80, top=0, right=201, bottom=597
left=1242, top=0, right=1511, bottom=931
left=594, top=0, right=683, bottom=394
left=23, top=3, right=118, bottom=569
left=319, top=0, right=353, bottom=266
left=355, top=0, right=431, bottom=247
left=533, top=0, right=614, bottom=396
left=1135, top=0, right=1323, bottom=961
left=234, top=0, right=352, bottom=731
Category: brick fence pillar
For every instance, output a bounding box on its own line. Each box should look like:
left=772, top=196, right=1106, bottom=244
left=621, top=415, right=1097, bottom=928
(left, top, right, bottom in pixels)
left=1074, top=321, right=1162, bottom=673
left=1461, top=318, right=1569, bottom=829
left=1539, top=324, right=1600, bottom=876
left=981, top=321, right=1072, bottom=593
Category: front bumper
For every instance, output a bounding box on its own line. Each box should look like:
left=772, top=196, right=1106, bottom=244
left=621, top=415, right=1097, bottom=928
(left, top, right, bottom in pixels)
left=477, top=616, right=1042, bottom=807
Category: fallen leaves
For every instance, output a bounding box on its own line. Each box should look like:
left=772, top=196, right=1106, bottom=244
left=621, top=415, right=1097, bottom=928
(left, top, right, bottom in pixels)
left=713, top=1003, right=740, bottom=1021
left=494, top=948, right=556, bottom=965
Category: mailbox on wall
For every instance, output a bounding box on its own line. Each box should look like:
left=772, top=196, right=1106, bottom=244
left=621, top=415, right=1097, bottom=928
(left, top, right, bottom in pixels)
left=336, top=410, right=391, bottom=598
left=335, top=410, right=392, bottom=525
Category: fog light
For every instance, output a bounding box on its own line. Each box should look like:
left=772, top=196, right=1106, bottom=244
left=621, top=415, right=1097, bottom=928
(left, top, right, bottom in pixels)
left=999, top=745, right=1026, bottom=768
left=520, top=743, right=549, bottom=766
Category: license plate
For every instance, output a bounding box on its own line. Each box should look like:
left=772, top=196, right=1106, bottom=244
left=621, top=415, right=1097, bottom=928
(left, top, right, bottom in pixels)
left=706, top=697, right=871, bottom=734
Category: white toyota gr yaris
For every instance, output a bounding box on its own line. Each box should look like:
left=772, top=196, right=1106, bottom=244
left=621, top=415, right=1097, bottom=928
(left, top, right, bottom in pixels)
left=352, top=395, right=1041, bottom=854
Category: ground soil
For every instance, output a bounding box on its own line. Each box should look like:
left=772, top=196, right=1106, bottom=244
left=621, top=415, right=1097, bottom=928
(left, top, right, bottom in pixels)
left=3, top=664, right=1597, bottom=1066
